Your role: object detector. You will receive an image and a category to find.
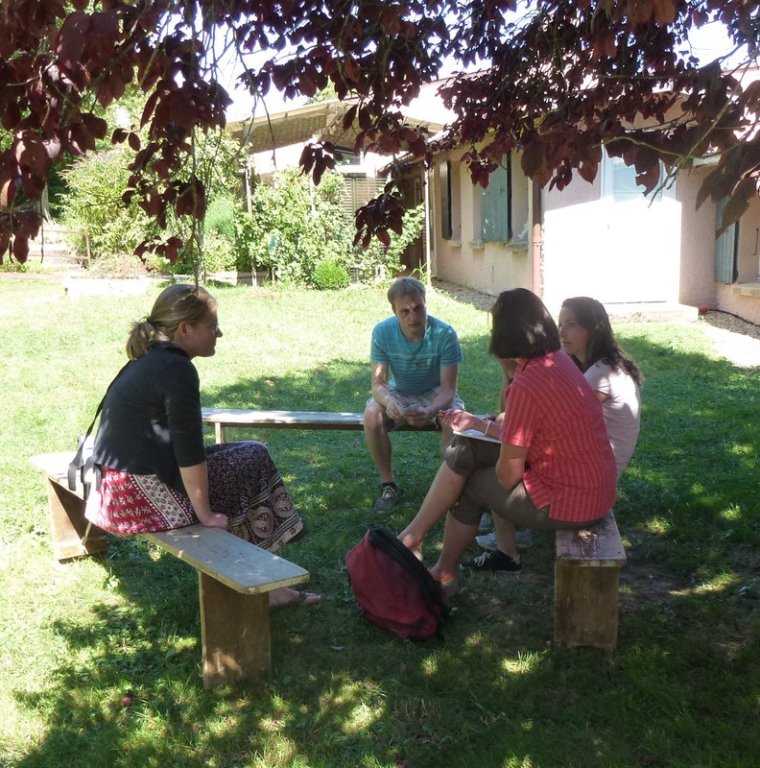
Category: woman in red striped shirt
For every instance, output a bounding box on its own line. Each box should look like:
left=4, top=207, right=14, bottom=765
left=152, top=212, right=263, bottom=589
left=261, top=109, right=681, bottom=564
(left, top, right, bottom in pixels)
left=428, top=288, right=616, bottom=593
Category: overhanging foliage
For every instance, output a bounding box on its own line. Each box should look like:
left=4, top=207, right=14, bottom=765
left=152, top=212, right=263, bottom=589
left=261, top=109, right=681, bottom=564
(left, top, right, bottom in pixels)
left=1, top=0, right=758, bottom=262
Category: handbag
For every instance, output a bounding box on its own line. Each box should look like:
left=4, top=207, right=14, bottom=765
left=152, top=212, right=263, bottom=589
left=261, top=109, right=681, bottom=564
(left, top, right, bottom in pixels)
left=68, top=361, right=132, bottom=499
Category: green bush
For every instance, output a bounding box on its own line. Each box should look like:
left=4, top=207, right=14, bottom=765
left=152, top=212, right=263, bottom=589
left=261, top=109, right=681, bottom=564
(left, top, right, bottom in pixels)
left=312, top=258, right=350, bottom=289
left=352, top=202, right=426, bottom=279
left=59, top=146, right=154, bottom=260
left=205, top=196, right=237, bottom=241
left=234, top=168, right=354, bottom=283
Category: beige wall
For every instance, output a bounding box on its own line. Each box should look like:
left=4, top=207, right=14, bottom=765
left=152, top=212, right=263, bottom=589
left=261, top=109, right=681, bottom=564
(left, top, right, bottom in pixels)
left=675, top=167, right=718, bottom=309
left=428, top=144, right=760, bottom=325
left=431, top=151, right=532, bottom=296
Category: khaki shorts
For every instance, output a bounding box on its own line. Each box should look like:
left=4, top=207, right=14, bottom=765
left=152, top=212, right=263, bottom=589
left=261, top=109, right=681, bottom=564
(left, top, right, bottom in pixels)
left=367, top=386, right=465, bottom=429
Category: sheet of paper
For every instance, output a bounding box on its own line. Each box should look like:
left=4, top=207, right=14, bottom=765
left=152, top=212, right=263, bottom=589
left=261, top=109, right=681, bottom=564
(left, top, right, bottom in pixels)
left=453, top=428, right=501, bottom=444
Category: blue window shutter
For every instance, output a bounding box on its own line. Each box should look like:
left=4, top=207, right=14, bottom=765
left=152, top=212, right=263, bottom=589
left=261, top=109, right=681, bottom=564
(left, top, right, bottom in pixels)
left=714, top=197, right=737, bottom=284
left=481, top=157, right=511, bottom=241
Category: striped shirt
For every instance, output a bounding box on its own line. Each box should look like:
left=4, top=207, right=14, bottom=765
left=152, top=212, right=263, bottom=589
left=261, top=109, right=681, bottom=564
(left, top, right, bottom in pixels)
left=370, top=315, right=463, bottom=394
left=500, top=350, right=617, bottom=523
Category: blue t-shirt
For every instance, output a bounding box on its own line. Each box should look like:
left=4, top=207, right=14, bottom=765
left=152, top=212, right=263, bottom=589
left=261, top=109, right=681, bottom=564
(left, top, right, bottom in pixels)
left=370, top=315, right=463, bottom=394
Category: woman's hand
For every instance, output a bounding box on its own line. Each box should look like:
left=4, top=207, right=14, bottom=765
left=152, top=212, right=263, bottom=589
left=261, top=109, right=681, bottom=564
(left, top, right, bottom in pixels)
left=197, top=512, right=228, bottom=529
left=437, top=408, right=476, bottom=432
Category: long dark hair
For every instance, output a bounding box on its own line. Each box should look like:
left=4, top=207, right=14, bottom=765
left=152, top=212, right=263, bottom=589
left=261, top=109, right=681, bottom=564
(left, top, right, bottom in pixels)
left=489, top=288, right=560, bottom=360
left=561, top=296, right=642, bottom=386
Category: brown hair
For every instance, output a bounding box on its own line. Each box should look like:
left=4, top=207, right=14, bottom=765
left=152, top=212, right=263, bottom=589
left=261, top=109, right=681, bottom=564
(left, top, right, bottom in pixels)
left=387, top=276, right=426, bottom=307
left=561, top=296, right=642, bottom=386
left=489, top=288, right=560, bottom=359
left=126, top=284, right=216, bottom=360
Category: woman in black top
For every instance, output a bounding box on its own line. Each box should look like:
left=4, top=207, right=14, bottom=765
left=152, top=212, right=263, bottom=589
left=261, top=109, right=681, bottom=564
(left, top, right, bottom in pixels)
left=86, top=284, right=319, bottom=607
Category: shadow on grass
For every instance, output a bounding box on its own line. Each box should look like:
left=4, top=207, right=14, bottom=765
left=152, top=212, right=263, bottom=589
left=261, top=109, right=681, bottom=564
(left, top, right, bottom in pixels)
left=14, top=327, right=760, bottom=768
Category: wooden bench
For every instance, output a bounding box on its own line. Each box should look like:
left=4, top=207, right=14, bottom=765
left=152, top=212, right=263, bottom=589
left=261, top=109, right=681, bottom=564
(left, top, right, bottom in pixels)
left=201, top=409, right=626, bottom=650
left=29, top=452, right=310, bottom=689
left=201, top=407, right=439, bottom=443
left=554, top=511, right=626, bottom=651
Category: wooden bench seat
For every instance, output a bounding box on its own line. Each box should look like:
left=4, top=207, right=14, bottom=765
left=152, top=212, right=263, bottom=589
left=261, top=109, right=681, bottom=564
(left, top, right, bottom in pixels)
left=201, top=407, right=438, bottom=442
left=29, top=451, right=310, bottom=689
left=554, top=511, right=626, bottom=651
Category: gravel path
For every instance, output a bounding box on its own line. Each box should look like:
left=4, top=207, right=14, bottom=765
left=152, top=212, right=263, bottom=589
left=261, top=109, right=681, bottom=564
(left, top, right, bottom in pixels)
left=698, top=311, right=760, bottom=368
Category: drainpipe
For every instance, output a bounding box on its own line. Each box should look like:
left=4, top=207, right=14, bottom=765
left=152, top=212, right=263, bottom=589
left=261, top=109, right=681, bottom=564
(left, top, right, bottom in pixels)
left=424, top=165, right=432, bottom=285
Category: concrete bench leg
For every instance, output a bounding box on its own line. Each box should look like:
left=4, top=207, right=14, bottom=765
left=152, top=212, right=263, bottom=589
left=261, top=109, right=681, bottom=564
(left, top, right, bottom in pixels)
left=46, top=479, right=107, bottom=561
left=554, top=562, right=621, bottom=651
left=198, top=572, right=271, bottom=689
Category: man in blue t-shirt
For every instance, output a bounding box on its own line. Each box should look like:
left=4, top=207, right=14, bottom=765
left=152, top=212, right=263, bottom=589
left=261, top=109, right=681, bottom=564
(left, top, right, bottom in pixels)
left=364, top=277, right=464, bottom=512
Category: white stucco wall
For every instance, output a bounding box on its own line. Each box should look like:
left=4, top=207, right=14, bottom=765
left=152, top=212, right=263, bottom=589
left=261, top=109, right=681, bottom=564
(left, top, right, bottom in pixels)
left=541, top=176, right=682, bottom=314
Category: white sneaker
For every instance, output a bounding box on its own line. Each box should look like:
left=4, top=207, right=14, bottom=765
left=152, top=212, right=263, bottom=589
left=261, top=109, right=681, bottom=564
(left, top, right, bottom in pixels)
left=475, top=530, right=533, bottom=551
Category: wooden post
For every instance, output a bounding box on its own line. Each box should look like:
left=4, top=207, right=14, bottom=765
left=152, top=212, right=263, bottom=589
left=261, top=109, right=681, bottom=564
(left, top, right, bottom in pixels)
left=198, top=573, right=271, bottom=689
left=554, top=562, right=621, bottom=651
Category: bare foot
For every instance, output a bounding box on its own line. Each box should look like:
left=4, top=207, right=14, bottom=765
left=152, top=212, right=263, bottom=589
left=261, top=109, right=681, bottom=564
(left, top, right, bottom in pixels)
left=268, top=587, right=321, bottom=608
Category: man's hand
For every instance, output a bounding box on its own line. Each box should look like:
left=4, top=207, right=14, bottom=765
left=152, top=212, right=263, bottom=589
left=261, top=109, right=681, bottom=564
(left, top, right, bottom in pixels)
left=403, top=403, right=433, bottom=427
left=385, top=396, right=406, bottom=421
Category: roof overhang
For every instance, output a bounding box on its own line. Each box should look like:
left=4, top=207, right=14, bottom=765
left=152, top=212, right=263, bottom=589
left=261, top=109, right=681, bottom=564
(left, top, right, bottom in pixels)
left=227, top=90, right=451, bottom=155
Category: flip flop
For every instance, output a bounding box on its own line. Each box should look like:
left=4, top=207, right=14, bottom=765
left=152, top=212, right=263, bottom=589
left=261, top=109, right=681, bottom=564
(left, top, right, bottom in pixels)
left=269, top=587, right=321, bottom=608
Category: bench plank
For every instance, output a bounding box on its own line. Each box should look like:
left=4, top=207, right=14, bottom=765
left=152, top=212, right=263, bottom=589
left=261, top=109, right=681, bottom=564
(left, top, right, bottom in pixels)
left=555, top=511, right=626, bottom=565
left=144, top=525, right=310, bottom=594
left=200, top=407, right=440, bottom=442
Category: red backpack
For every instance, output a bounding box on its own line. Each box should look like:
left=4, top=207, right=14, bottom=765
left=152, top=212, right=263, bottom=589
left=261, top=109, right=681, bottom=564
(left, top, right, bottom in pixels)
left=345, top=526, right=450, bottom=640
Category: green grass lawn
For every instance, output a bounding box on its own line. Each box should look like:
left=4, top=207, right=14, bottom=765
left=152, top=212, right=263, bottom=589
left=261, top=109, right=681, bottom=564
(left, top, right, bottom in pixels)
left=1, top=277, right=758, bottom=768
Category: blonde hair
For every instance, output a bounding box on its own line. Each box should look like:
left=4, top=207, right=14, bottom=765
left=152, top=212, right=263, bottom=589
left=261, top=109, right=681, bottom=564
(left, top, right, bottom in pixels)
left=126, top=284, right=216, bottom=360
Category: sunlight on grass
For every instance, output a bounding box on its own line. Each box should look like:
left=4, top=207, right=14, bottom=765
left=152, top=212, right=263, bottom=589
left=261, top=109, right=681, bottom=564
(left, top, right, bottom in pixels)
left=669, top=572, right=739, bottom=598
left=501, top=650, right=540, bottom=675
left=719, top=504, right=743, bottom=521
left=645, top=517, right=673, bottom=535
left=3, top=281, right=759, bottom=768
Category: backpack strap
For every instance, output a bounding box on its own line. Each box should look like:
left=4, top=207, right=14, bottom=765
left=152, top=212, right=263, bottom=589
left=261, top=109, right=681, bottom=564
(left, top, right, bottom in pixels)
left=367, top=525, right=450, bottom=620
left=67, top=360, right=132, bottom=492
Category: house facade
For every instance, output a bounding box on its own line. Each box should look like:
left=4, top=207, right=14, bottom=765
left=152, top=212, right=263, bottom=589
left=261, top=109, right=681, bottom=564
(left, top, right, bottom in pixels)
left=426, top=144, right=760, bottom=324
left=225, top=84, right=760, bottom=325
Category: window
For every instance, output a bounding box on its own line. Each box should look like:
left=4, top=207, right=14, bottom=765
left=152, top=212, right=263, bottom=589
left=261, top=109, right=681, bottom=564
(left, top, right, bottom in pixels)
left=481, top=156, right=511, bottom=241
left=714, top=197, right=739, bottom=284
left=438, top=159, right=461, bottom=240
left=601, top=150, right=675, bottom=202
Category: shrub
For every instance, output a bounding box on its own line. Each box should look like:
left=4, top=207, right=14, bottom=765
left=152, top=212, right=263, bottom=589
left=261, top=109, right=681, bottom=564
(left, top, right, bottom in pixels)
left=312, top=258, right=350, bottom=289
left=59, top=146, right=154, bottom=261
left=234, top=168, right=354, bottom=283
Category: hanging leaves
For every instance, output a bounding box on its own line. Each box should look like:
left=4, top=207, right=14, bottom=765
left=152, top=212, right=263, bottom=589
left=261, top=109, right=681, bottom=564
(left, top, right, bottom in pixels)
left=1, top=0, right=759, bottom=258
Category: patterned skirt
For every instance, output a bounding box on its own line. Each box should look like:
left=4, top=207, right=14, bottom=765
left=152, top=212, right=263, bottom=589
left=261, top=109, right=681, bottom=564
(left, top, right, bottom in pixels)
left=84, top=441, right=304, bottom=552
